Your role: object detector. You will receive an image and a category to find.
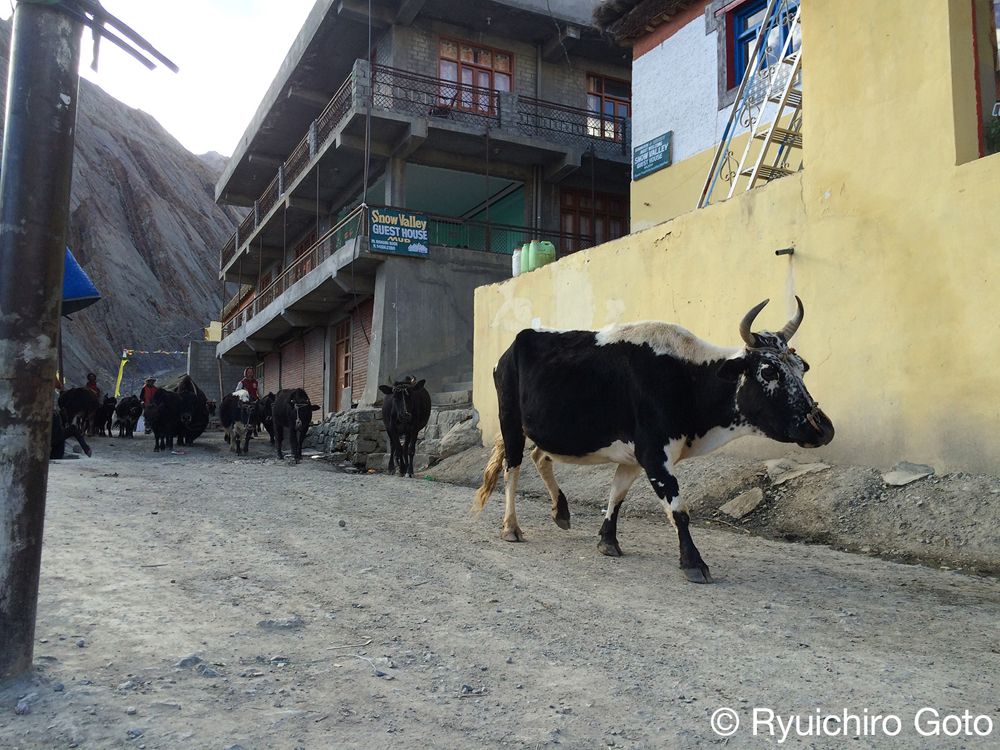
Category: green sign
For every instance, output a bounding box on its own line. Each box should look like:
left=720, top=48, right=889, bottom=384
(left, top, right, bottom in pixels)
left=632, top=132, right=672, bottom=180
left=369, top=208, right=430, bottom=257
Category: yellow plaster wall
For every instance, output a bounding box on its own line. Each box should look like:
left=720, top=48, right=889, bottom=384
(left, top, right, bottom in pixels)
left=474, top=0, right=1000, bottom=473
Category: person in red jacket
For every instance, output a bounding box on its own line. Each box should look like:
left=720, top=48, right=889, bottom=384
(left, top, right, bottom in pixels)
left=140, top=376, right=158, bottom=406
left=236, top=367, right=259, bottom=400
left=85, top=372, right=100, bottom=397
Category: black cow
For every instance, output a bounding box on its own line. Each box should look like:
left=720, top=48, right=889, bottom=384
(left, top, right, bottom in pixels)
left=114, top=395, right=142, bottom=438
left=379, top=378, right=432, bottom=477
left=58, top=387, right=98, bottom=434
left=272, top=388, right=319, bottom=463
left=94, top=395, right=116, bottom=436
left=474, top=298, right=834, bottom=584
left=51, top=411, right=91, bottom=460
left=258, top=392, right=276, bottom=444
left=172, top=375, right=210, bottom=446
left=219, top=390, right=256, bottom=456
left=144, top=388, right=182, bottom=452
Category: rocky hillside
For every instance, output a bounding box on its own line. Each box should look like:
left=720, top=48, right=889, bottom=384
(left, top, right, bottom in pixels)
left=0, top=19, right=243, bottom=394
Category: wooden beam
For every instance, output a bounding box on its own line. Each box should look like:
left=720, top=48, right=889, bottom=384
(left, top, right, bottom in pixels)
left=396, top=0, right=426, bottom=25
left=542, top=24, right=581, bottom=63
left=286, top=85, right=331, bottom=107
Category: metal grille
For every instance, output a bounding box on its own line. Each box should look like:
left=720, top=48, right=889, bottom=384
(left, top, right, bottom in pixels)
left=371, top=65, right=500, bottom=128
left=517, top=96, right=628, bottom=156
left=316, top=76, right=353, bottom=144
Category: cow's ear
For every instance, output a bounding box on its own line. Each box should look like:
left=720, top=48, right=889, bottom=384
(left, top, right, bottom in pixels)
left=379, top=385, right=392, bottom=395
left=413, top=379, right=426, bottom=391
left=310, top=404, right=320, bottom=411
left=717, top=357, right=747, bottom=382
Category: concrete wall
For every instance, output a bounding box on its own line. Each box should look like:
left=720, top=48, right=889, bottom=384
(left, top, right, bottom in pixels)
left=473, top=0, right=1000, bottom=474
left=187, top=341, right=245, bottom=404
left=362, top=246, right=511, bottom=405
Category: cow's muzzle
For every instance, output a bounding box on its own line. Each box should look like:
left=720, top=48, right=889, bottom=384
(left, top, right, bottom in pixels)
left=797, top=404, right=834, bottom=448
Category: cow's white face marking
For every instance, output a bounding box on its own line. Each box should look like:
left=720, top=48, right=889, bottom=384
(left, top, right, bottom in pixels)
left=232, top=388, right=250, bottom=402
left=595, top=322, right=737, bottom=364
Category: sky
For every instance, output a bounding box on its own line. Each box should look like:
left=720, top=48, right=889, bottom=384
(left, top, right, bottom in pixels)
left=1, top=0, right=316, bottom=156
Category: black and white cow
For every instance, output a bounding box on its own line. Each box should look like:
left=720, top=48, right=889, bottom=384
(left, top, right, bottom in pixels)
left=379, top=378, right=432, bottom=477
left=473, top=298, right=834, bottom=584
left=273, top=388, right=319, bottom=463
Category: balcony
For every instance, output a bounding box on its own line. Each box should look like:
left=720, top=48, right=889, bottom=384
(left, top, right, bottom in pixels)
left=218, top=204, right=592, bottom=357
left=219, top=61, right=629, bottom=279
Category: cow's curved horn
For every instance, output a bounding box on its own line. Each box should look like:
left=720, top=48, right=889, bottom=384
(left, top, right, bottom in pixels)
left=739, top=299, right=770, bottom=346
left=779, top=296, right=804, bottom=342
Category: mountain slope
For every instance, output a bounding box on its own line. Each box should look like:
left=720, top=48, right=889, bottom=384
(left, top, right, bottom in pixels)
left=0, top=18, right=242, bottom=393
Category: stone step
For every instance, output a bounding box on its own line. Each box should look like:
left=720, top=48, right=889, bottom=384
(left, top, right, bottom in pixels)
left=438, top=380, right=473, bottom=393
left=432, top=390, right=472, bottom=408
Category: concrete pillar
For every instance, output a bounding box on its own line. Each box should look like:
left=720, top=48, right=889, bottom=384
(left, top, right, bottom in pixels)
left=384, top=158, right=406, bottom=207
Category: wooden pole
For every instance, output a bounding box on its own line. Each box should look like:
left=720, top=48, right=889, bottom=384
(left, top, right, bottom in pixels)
left=0, top=3, right=83, bottom=679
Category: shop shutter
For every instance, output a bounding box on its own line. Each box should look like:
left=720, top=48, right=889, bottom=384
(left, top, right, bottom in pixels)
left=303, top=328, right=326, bottom=416
left=280, top=339, right=305, bottom=391
left=263, top=353, right=280, bottom=395
left=351, top=300, right=374, bottom=399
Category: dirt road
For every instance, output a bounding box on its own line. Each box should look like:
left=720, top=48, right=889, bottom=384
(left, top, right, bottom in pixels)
left=2, top=435, right=999, bottom=749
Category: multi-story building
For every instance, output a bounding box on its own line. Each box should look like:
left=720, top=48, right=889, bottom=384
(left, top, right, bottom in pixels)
left=474, top=0, right=1000, bottom=473
left=215, top=0, right=633, bottom=415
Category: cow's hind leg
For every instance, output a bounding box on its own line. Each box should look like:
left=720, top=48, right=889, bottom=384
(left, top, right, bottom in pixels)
left=598, top=463, right=642, bottom=556
left=499, top=429, right=526, bottom=542
left=531, top=447, right=570, bottom=529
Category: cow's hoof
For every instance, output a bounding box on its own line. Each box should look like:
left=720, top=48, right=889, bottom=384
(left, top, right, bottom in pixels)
left=598, top=539, right=623, bottom=557
left=553, top=516, right=571, bottom=530
left=501, top=527, right=523, bottom=542
left=682, top=566, right=714, bottom=584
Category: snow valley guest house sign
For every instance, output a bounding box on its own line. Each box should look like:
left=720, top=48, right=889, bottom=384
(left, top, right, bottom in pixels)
left=369, top=208, right=430, bottom=257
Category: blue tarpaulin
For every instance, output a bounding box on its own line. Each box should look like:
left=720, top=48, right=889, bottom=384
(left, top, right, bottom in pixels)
left=62, top=247, right=100, bottom=315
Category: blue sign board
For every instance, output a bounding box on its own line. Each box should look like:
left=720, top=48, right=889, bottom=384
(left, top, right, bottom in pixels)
left=369, top=208, right=430, bottom=257
left=632, top=132, right=672, bottom=180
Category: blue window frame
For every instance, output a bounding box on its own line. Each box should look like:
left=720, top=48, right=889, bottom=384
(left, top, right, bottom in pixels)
left=730, top=0, right=799, bottom=88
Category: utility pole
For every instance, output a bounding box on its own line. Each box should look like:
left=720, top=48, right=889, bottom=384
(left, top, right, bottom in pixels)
left=0, top=3, right=83, bottom=678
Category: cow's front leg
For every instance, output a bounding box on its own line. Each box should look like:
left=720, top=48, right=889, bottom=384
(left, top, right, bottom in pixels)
left=405, top=431, right=416, bottom=477
left=597, top=463, right=642, bottom=556
left=639, top=443, right=712, bottom=583
left=275, top=426, right=284, bottom=460
left=386, top=428, right=399, bottom=474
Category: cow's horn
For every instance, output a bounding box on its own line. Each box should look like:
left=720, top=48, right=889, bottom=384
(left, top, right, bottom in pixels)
left=739, top=299, right=770, bottom=346
left=779, top=296, right=804, bottom=342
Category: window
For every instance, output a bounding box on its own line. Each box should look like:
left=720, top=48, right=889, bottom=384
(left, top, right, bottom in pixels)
left=439, top=39, right=513, bottom=114
left=560, top=189, right=627, bottom=254
left=725, top=0, right=800, bottom=90
left=587, top=74, right=631, bottom=141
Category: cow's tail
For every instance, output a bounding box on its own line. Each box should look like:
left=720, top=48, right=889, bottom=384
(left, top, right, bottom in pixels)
left=472, top=432, right=506, bottom=514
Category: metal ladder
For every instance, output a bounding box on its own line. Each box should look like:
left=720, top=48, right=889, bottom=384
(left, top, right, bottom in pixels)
left=697, top=0, right=803, bottom=208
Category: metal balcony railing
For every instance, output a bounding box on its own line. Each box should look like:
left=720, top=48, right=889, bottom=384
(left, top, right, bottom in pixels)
left=220, top=204, right=597, bottom=339
left=219, top=63, right=630, bottom=276
left=517, top=96, right=629, bottom=155
left=371, top=65, right=501, bottom=128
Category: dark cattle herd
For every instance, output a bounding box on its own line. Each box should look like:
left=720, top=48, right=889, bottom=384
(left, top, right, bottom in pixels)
left=50, top=298, right=835, bottom=584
